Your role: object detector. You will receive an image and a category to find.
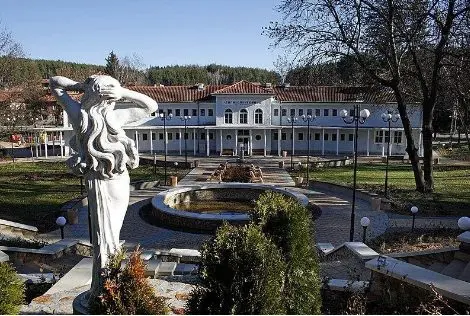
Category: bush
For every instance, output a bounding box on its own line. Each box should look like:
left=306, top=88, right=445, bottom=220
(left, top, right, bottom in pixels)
left=251, top=191, right=322, bottom=314
left=90, top=247, right=169, bottom=315
left=0, top=262, right=25, bottom=314
left=186, top=224, right=286, bottom=314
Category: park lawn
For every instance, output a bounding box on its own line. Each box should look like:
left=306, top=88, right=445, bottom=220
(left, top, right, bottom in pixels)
left=0, top=161, right=171, bottom=233
left=309, top=163, right=470, bottom=216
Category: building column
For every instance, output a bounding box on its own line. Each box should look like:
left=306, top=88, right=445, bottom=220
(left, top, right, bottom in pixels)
left=235, top=131, right=238, bottom=156
left=150, top=129, right=153, bottom=154
left=321, top=128, right=325, bottom=156
left=165, top=130, right=168, bottom=156
left=206, top=129, right=210, bottom=157
left=52, top=132, right=56, bottom=156
left=135, top=131, right=139, bottom=153
left=220, top=130, right=223, bottom=156
left=193, top=128, right=196, bottom=156
left=44, top=132, right=48, bottom=158
left=336, top=128, right=339, bottom=156
left=277, top=128, right=281, bottom=156
left=35, top=133, right=39, bottom=158
left=59, top=131, right=64, bottom=157
left=263, top=129, right=267, bottom=157
left=366, top=129, right=370, bottom=156
left=179, top=129, right=182, bottom=155
left=249, top=129, right=253, bottom=156
left=382, top=129, right=385, bottom=157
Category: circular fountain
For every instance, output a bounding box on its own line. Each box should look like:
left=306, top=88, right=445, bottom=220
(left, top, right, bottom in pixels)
left=147, top=183, right=310, bottom=232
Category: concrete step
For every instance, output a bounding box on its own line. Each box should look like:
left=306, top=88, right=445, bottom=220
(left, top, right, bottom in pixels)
left=454, top=251, right=470, bottom=262
left=428, top=262, right=447, bottom=273
left=156, top=261, right=177, bottom=276
left=145, top=259, right=162, bottom=278
left=459, top=261, right=470, bottom=283
left=174, top=263, right=199, bottom=275
left=441, top=260, right=467, bottom=279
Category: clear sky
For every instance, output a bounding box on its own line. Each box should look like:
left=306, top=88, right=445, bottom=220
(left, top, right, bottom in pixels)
left=0, top=0, right=283, bottom=70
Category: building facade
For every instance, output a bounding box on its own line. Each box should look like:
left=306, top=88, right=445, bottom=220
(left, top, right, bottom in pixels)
left=50, top=81, right=423, bottom=158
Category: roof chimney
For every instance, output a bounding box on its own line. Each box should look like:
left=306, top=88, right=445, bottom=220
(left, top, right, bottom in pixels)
left=197, top=83, right=205, bottom=91
left=283, top=82, right=290, bottom=89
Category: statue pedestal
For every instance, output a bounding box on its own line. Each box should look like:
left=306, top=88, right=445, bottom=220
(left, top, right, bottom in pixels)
left=72, top=291, right=91, bottom=315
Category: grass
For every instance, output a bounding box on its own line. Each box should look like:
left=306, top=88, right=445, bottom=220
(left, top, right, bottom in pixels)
left=306, top=163, right=470, bottom=216
left=0, top=161, right=182, bottom=233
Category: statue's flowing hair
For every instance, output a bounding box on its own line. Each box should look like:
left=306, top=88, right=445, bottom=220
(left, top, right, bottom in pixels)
left=68, top=76, right=138, bottom=179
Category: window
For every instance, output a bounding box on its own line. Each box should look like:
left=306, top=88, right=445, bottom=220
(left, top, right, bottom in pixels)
left=238, top=130, right=249, bottom=136
left=184, top=109, right=189, bottom=116
left=158, top=109, right=164, bottom=115
left=226, top=135, right=232, bottom=140
left=239, top=109, right=248, bottom=124
left=332, top=133, right=337, bottom=141
left=307, top=109, right=313, bottom=116
left=184, top=132, right=188, bottom=140
left=290, top=109, right=295, bottom=117
left=332, top=109, right=338, bottom=116
left=349, top=109, right=355, bottom=117
left=209, top=133, right=214, bottom=140
left=393, top=131, right=403, bottom=144
left=159, top=133, right=164, bottom=140
left=315, top=109, right=321, bottom=117
left=324, top=109, right=329, bottom=116
left=274, top=109, right=279, bottom=116
left=375, top=130, right=390, bottom=143
left=142, top=133, right=148, bottom=141
left=255, top=109, right=263, bottom=124
left=152, top=132, right=156, bottom=140
left=324, top=133, right=329, bottom=141
left=175, top=109, right=181, bottom=117
left=273, top=132, right=278, bottom=140
left=255, top=135, right=262, bottom=141
left=224, top=109, right=233, bottom=124
left=208, top=109, right=214, bottom=116
left=200, top=133, right=205, bottom=140
left=281, top=109, right=287, bottom=116
left=298, top=133, right=304, bottom=141
left=192, top=133, right=195, bottom=139
left=168, top=133, right=173, bottom=140
left=314, top=133, right=320, bottom=141
left=340, top=134, right=345, bottom=141
left=192, top=109, right=197, bottom=116
left=299, top=109, right=304, bottom=116
left=176, top=133, right=180, bottom=140
left=349, top=134, right=354, bottom=141
left=200, top=109, right=205, bottom=116
left=167, top=109, right=172, bottom=116
left=281, top=133, right=287, bottom=140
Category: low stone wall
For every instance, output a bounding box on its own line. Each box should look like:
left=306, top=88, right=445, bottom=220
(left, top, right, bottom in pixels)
left=0, top=219, right=38, bottom=238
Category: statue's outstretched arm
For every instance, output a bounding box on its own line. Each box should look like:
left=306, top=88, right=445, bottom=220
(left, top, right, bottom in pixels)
left=49, top=76, right=84, bottom=126
left=103, top=86, right=158, bottom=125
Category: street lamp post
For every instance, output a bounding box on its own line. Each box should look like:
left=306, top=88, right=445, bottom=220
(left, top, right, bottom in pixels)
left=340, top=104, right=370, bottom=241
left=381, top=111, right=400, bottom=198
left=302, top=114, right=316, bottom=185
left=160, top=112, right=173, bottom=185
left=360, top=216, right=370, bottom=243
left=180, top=116, right=191, bottom=165
left=56, top=216, right=67, bottom=239
left=410, top=206, right=418, bottom=231
left=287, top=115, right=298, bottom=170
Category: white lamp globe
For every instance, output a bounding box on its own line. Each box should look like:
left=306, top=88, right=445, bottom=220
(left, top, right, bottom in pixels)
left=168, top=113, right=173, bottom=118
left=360, top=109, right=370, bottom=119
left=381, top=113, right=388, bottom=120
left=340, top=109, right=349, bottom=118
left=360, top=217, right=370, bottom=227
left=411, top=206, right=419, bottom=214
left=458, top=217, right=470, bottom=230
left=56, top=216, right=66, bottom=227
left=394, top=113, right=400, bottom=120
left=188, top=116, right=191, bottom=119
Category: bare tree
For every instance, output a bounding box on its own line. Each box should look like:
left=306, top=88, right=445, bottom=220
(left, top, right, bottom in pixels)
left=265, top=0, right=470, bottom=192
left=0, top=21, right=25, bottom=88
left=273, top=54, right=294, bottom=84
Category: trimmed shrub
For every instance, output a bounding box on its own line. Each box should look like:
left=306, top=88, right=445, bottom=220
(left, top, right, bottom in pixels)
left=186, top=224, right=286, bottom=314
left=251, top=191, right=322, bottom=314
left=0, top=262, right=25, bottom=314
left=91, top=246, right=169, bottom=315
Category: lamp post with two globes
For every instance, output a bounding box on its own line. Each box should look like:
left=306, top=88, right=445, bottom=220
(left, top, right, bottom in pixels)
left=287, top=115, right=298, bottom=170
left=340, top=105, right=370, bottom=241
left=301, top=114, right=316, bottom=185
left=160, top=112, right=173, bottom=185
left=180, top=115, right=191, bottom=165
left=381, top=111, right=401, bottom=197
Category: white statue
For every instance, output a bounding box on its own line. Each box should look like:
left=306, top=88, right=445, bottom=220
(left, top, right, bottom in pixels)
left=50, top=75, right=158, bottom=300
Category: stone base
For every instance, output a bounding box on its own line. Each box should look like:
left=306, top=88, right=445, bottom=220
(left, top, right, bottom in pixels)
left=72, top=291, right=90, bottom=315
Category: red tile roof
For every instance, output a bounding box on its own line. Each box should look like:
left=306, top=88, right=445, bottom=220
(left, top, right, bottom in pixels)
left=128, top=85, right=227, bottom=103
left=212, top=80, right=272, bottom=95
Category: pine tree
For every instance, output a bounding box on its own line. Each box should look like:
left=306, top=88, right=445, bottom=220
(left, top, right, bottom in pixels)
left=105, top=51, right=119, bottom=79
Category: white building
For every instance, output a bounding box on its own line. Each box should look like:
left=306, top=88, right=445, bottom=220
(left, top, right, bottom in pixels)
left=42, top=81, right=423, bottom=158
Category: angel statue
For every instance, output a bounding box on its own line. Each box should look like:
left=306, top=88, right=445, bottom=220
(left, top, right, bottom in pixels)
left=50, top=75, right=157, bottom=301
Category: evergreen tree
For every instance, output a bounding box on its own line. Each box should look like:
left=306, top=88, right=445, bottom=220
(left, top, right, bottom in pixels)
left=105, top=51, right=120, bottom=78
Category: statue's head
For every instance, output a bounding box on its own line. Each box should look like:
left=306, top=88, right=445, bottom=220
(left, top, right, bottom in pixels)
left=81, top=75, right=121, bottom=109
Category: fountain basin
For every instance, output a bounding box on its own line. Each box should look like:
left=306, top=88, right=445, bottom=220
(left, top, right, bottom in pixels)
left=149, top=183, right=309, bottom=232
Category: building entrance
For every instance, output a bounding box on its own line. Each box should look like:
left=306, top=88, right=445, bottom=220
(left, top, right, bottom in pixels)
left=237, top=130, right=250, bottom=156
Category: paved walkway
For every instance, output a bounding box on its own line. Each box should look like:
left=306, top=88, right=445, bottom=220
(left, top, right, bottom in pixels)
left=39, top=156, right=460, bottom=250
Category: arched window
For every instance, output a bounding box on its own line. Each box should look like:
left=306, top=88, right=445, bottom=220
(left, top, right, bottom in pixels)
left=239, top=109, right=248, bottom=124
left=224, top=109, right=233, bottom=124
left=254, top=109, right=263, bottom=124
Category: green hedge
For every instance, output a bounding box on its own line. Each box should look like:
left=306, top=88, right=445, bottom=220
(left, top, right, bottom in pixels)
left=0, top=262, right=25, bottom=315
left=252, top=191, right=322, bottom=314
left=186, top=224, right=286, bottom=314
